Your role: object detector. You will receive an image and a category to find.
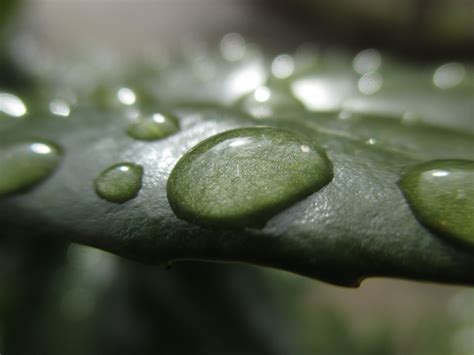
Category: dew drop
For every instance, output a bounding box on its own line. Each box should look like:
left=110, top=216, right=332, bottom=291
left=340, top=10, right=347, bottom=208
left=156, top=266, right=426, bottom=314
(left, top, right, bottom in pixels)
left=365, top=138, right=377, bottom=145
left=338, top=110, right=352, bottom=120
left=238, top=86, right=305, bottom=118
left=94, top=85, right=141, bottom=110
left=220, top=33, right=246, bottom=62
left=0, top=141, right=61, bottom=196
left=353, top=49, right=382, bottom=75
left=116, top=87, right=137, bottom=106
left=358, top=72, right=383, bottom=95
left=127, top=112, right=180, bottom=141
left=167, top=127, right=333, bottom=228
left=0, top=92, right=27, bottom=118
left=433, top=62, right=465, bottom=89
left=399, top=160, right=474, bottom=249
left=291, top=75, right=352, bottom=112
left=401, top=110, right=421, bottom=126
left=49, top=99, right=71, bottom=117
left=271, top=54, right=295, bottom=79
left=94, top=163, right=143, bottom=203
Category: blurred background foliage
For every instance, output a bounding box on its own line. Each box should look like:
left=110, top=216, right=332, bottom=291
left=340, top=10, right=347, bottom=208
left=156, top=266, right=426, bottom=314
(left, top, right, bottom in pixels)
left=1, top=0, right=473, bottom=354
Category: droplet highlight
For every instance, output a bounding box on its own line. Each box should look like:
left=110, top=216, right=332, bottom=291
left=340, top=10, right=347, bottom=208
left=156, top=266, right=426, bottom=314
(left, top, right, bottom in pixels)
left=399, top=160, right=474, bottom=249
left=49, top=99, right=71, bottom=117
left=0, top=92, right=27, bottom=118
left=94, top=163, right=143, bottom=203
left=167, top=127, right=333, bottom=228
left=0, top=141, right=62, bottom=196
left=127, top=113, right=180, bottom=141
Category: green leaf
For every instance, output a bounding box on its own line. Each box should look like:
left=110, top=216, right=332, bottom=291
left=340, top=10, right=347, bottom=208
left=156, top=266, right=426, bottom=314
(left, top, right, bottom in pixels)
left=1, top=44, right=473, bottom=287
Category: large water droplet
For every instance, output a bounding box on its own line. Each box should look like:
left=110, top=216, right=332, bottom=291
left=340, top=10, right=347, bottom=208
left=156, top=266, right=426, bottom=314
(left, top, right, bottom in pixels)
left=127, top=113, right=179, bottom=141
left=399, top=160, right=474, bottom=249
left=0, top=141, right=62, bottom=196
left=167, top=127, right=333, bottom=228
left=94, top=163, right=143, bottom=203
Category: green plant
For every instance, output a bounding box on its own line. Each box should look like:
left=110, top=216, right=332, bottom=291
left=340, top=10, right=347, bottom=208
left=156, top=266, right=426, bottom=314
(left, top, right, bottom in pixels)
left=1, top=40, right=472, bottom=288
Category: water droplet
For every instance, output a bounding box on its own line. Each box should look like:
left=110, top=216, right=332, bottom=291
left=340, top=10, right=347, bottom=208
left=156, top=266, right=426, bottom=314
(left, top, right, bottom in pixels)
left=0, top=92, right=27, bottom=118
left=116, top=87, right=137, bottom=106
left=401, top=110, right=421, bottom=126
left=93, top=86, right=142, bottom=110
left=358, top=72, right=383, bottom=95
left=220, top=33, right=246, bottom=61
left=238, top=86, right=305, bottom=118
left=291, top=75, right=352, bottom=112
left=167, top=127, right=333, bottom=228
left=399, top=160, right=474, bottom=248
left=227, top=61, right=267, bottom=99
left=49, top=99, right=71, bottom=117
left=353, top=49, right=382, bottom=75
left=271, top=54, right=295, bottom=79
left=365, top=138, right=377, bottom=145
left=433, top=62, right=466, bottom=89
left=338, top=110, right=352, bottom=120
left=94, top=163, right=143, bottom=203
left=0, top=141, right=61, bottom=196
left=127, top=113, right=180, bottom=141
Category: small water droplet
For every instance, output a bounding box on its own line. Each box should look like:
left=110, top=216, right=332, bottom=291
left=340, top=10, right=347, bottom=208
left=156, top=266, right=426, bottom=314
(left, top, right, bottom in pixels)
left=94, top=85, right=142, bottom=110
left=291, top=76, right=352, bottom=112
left=238, top=86, right=304, bottom=119
left=271, top=54, right=295, bottom=79
left=167, top=127, right=333, bottom=228
left=0, top=92, right=27, bottom=118
left=358, top=72, right=383, bottom=95
left=399, top=160, right=474, bottom=248
left=433, top=62, right=465, bottom=89
left=0, top=141, right=61, bottom=196
left=401, top=110, right=421, bottom=126
left=117, top=87, right=137, bottom=106
left=49, top=99, right=71, bottom=117
left=365, top=138, right=377, bottom=145
left=94, top=163, right=143, bottom=203
left=353, top=49, right=382, bottom=75
left=254, top=86, right=271, bottom=102
left=127, top=112, right=180, bottom=141
left=220, top=33, right=246, bottom=61
left=338, top=110, right=352, bottom=120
